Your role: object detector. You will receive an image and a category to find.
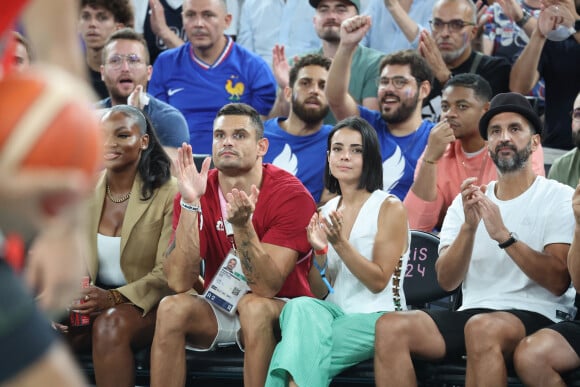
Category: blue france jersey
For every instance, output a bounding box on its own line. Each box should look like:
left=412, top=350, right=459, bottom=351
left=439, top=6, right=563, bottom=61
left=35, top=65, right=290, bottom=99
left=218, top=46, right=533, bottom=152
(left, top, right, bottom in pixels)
left=263, top=118, right=332, bottom=203
left=359, top=106, right=434, bottom=200
left=149, top=37, right=277, bottom=154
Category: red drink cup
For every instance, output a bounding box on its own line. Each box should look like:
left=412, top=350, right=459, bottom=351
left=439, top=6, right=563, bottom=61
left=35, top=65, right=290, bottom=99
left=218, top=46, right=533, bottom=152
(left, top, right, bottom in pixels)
left=70, top=276, right=90, bottom=326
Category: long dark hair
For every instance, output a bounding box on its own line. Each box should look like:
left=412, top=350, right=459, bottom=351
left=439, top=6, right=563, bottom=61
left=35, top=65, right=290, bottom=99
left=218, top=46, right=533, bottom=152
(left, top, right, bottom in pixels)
left=107, top=105, right=171, bottom=200
left=324, top=116, right=383, bottom=195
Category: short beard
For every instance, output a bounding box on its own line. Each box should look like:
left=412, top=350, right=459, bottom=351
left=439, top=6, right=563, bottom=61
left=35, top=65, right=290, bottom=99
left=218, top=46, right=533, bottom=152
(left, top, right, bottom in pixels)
left=318, top=30, right=340, bottom=43
left=491, top=140, right=532, bottom=174
left=380, top=91, right=420, bottom=124
left=109, top=89, right=129, bottom=104
left=292, top=97, right=329, bottom=125
left=440, top=44, right=467, bottom=64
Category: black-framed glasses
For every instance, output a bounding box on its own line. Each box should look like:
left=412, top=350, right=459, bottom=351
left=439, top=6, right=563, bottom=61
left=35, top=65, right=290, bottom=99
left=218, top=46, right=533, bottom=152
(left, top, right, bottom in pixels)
left=376, top=76, right=415, bottom=89
left=106, top=54, right=145, bottom=69
left=571, top=109, right=580, bottom=121
left=429, top=19, right=475, bottom=32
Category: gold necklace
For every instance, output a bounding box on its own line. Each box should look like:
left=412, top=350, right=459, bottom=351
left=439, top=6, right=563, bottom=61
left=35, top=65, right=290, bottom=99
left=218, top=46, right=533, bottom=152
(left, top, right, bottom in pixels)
left=106, top=184, right=131, bottom=203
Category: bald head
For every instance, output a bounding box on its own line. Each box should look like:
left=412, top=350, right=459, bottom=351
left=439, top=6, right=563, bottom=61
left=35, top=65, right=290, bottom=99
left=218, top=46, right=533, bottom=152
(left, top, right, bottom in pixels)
left=433, top=0, right=476, bottom=23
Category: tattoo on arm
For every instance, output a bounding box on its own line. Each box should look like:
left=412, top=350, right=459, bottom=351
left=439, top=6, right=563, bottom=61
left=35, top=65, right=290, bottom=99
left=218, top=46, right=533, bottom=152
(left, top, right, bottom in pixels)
left=238, top=230, right=256, bottom=284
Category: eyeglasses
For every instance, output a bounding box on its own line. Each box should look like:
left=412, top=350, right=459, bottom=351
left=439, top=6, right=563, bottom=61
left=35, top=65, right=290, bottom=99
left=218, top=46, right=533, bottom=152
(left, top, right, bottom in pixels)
left=429, top=19, right=475, bottom=32
left=105, top=54, right=144, bottom=69
left=571, top=109, right=580, bottom=121
left=376, top=76, right=415, bottom=89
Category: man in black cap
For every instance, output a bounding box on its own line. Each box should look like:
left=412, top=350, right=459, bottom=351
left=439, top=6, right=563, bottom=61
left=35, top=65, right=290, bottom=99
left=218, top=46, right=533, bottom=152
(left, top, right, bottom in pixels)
left=374, top=92, right=576, bottom=387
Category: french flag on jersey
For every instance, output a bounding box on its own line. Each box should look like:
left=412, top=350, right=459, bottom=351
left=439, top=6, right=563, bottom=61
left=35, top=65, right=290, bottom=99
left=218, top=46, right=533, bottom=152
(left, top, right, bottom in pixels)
left=189, top=35, right=235, bottom=70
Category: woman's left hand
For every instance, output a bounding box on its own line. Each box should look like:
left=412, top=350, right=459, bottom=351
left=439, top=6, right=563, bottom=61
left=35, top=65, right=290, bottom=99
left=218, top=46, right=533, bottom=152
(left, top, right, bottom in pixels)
left=324, top=210, right=345, bottom=246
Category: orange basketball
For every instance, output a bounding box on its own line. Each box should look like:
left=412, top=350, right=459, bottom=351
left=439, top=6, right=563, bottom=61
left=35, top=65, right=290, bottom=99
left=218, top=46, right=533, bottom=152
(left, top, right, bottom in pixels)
left=0, top=67, right=102, bottom=177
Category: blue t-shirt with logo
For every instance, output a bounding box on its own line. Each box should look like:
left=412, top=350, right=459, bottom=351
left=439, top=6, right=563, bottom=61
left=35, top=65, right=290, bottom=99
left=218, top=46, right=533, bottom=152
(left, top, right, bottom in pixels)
left=263, top=117, right=332, bottom=203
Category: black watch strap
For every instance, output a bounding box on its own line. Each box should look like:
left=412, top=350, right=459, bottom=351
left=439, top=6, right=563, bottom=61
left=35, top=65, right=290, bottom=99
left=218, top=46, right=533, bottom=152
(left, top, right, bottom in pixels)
left=516, top=9, right=532, bottom=28
left=575, top=19, right=580, bottom=32
left=498, top=232, right=517, bottom=249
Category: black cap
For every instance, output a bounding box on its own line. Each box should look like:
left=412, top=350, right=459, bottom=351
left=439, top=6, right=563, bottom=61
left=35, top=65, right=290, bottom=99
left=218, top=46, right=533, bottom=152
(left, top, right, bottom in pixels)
left=479, top=92, right=542, bottom=140
left=309, top=0, right=360, bottom=12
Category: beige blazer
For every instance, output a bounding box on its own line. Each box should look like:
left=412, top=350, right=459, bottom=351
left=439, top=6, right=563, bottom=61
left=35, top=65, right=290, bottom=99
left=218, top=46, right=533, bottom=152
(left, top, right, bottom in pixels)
left=87, top=172, right=177, bottom=315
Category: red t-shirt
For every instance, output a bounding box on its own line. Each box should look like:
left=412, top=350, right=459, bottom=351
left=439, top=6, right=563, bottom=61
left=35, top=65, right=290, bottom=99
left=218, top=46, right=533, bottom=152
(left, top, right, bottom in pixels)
left=173, top=164, right=316, bottom=298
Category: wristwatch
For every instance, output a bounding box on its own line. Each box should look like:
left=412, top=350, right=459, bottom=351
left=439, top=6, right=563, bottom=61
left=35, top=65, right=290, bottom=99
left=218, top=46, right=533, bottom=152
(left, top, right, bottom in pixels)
left=516, top=9, right=532, bottom=28
left=498, top=232, right=518, bottom=249
left=575, top=19, right=580, bottom=32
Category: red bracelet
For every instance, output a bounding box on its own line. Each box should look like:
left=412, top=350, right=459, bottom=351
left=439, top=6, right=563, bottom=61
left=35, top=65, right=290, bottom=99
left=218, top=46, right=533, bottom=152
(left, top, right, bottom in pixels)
left=314, top=245, right=328, bottom=255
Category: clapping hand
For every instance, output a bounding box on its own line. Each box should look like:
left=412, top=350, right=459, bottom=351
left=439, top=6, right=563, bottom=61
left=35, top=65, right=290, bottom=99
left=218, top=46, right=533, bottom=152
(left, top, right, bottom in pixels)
left=174, top=143, right=211, bottom=204
left=306, top=212, right=329, bottom=251
left=460, top=177, right=484, bottom=230
left=226, top=185, right=259, bottom=227
left=476, top=185, right=510, bottom=242
left=307, top=210, right=345, bottom=247
left=419, top=30, right=450, bottom=84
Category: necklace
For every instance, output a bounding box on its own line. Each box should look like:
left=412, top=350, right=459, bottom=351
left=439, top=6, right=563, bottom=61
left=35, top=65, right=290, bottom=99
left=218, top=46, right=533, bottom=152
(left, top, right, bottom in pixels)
left=106, top=184, right=131, bottom=203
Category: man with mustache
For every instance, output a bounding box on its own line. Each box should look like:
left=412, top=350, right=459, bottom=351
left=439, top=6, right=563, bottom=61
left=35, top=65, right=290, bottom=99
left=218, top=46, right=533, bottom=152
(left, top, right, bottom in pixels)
left=404, top=74, right=545, bottom=232
left=263, top=54, right=333, bottom=204
left=384, top=0, right=511, bottom=116
left=374, top=92, right=576, bottom=387
left=150, top=103, right=316, bottom=387
left=548, top=92, right=580, bottom=187
left=148, top=0, right=277, bottom=155
left=98, top=28, right=190, bottom=162
left=326, top=14, right=435, bottom=200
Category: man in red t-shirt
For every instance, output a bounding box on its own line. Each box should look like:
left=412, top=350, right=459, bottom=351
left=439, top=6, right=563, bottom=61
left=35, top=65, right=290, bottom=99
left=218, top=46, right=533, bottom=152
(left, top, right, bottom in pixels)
left=151, top=102, right=317, bottom=387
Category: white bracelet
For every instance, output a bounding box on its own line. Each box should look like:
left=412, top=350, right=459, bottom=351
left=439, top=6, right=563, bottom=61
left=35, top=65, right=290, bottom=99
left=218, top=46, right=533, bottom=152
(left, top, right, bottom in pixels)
left=180, top=198, right=201, bottom=213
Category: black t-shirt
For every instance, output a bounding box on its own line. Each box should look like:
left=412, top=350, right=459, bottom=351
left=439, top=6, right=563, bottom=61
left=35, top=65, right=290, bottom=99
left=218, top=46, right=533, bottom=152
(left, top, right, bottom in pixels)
left=538, top=37, right=580, bottom=150
left=427, top=51, right=511, bottom=103
left=143, top=0, right=185, bottom=65
left=88, top=65, right=109, bottom=100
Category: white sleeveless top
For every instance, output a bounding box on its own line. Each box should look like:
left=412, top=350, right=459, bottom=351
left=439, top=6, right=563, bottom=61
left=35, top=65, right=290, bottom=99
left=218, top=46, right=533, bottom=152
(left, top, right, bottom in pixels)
left=323, top=190, right=410, bottom=314
left=97, top=233, right=127, bottom=286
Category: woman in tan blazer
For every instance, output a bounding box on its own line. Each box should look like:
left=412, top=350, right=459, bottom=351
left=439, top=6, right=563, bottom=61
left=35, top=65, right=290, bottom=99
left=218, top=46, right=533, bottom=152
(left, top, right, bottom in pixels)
left=67, top=105, right=177, bottom=386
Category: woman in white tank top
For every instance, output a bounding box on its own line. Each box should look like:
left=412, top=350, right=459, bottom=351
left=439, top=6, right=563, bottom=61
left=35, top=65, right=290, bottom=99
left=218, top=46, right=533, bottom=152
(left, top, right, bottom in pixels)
left=266, top=116, right=411, bottom=387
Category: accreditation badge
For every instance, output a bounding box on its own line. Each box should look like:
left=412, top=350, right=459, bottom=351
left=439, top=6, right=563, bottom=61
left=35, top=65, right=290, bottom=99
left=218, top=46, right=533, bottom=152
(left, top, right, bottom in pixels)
left=203, top=250, right=250, bottom=314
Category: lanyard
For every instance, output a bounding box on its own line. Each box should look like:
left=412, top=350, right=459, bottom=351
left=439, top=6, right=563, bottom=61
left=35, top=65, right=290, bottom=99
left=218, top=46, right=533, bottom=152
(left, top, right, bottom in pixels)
left=218, top=188, right=236, bottom=250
